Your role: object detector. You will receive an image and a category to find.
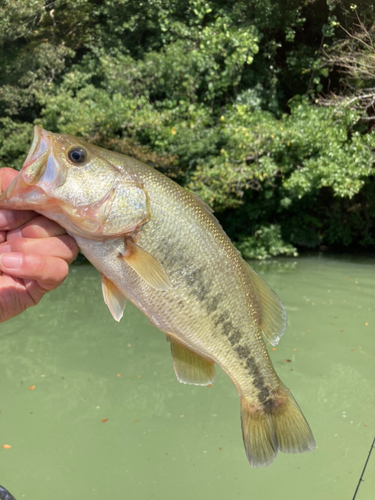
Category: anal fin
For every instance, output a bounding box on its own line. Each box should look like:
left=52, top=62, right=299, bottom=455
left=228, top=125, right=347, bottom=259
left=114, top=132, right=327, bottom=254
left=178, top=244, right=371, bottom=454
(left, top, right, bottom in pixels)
left=168, top=336, right=216, bottom=386
left=101, top=274, right=127, bottom=322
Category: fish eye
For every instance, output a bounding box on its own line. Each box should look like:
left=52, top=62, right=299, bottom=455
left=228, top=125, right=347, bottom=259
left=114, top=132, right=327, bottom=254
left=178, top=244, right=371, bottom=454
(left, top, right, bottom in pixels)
left=68, top=147, right=87, bottom=165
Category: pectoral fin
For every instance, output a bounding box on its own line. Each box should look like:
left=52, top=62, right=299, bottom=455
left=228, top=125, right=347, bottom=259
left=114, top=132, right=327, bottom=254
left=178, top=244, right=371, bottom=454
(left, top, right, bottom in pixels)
left=121, top=240, right=171, bottom=291
left=246, top=265, right=287, bottom=346
left=168, top=336, right=216, bottom=386
left=101, top=274, right=127, bottom=322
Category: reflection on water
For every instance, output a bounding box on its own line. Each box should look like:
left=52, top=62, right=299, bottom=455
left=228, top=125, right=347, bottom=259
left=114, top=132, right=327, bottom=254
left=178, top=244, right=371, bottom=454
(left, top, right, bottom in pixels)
left=0, top=256, right=374, bottom=500
left=249, top=258, right=299, bottom=273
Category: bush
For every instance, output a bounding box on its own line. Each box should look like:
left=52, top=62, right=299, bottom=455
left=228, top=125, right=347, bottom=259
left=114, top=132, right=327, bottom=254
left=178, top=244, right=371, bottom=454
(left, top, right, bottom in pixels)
left=0, top=0, right=374, bottom=257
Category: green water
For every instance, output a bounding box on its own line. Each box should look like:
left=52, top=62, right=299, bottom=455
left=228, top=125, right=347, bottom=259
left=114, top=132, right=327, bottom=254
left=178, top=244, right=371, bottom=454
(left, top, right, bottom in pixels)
left=0, top=255, right=374, bottom=500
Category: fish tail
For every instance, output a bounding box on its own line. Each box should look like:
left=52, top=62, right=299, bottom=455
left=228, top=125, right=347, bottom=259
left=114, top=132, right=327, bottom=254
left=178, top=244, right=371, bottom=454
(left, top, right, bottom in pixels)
left=240, top=401, right=277, bottom=467
left=272, top=388, right=316, bottom=455
left=240, top=387, right=315, bottom=467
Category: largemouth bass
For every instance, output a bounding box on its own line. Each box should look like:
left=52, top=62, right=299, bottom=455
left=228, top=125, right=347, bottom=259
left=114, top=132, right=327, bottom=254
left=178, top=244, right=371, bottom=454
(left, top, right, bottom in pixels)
left=0, top=126, right=315, bottom=467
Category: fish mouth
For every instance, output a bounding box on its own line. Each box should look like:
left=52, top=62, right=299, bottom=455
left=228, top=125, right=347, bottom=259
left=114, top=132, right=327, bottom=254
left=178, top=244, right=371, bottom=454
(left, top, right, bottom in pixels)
left=22, top=125, right=51, bottom=184
left=0, top=126, right=51, bottom=207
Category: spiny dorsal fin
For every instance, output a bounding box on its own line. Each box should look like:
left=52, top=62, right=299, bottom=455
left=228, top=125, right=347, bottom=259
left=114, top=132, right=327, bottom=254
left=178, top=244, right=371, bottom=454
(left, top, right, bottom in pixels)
left=191, top=193, right=214, bottom=214
left=101, top=274, right=127, bottom=322
left=246, top=265, right=287, bottom=346
left=191, top=193, right=224, bottom=227
left=168, top=336, right=216, bottom=386
left=121, top=239, right=171, bottom=291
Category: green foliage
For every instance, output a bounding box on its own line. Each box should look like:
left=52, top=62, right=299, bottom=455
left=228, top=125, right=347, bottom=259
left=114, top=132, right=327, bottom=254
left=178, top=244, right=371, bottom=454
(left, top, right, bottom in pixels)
left=189, top=102, right=374, bottom=205
left=234, top=225, right=298, bottom=260
left=0, top=0, right=374, bottom=257
left=0, top=118, right=33, bottom=169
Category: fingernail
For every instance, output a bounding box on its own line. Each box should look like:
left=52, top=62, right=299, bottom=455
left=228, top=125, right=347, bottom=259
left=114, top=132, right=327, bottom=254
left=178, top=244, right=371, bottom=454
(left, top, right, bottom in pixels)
left=7, top=228, right=22, bottom=241
left=0, top=253, right=22, bottom=269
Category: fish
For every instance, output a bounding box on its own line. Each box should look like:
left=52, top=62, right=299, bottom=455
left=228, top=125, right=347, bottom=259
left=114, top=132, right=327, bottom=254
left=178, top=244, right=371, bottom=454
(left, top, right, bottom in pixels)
left=0, top=126, right=315, bottom=467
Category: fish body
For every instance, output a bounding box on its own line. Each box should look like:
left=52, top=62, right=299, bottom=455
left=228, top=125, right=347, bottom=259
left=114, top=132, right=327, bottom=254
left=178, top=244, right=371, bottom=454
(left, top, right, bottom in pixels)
left=0, top=127, right=315, bottom=466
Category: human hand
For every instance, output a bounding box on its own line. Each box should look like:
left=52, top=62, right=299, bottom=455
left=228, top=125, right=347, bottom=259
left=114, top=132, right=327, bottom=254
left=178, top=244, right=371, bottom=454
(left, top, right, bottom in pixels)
left=0, top=168, right=79, bottom=323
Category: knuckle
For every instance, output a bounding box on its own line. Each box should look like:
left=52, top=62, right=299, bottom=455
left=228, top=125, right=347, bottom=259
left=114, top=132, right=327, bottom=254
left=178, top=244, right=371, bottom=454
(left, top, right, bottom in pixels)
left=45, top=259, right=69, bottom=287
left=31, top=253, right=49, bottom=274
left=59, top=235, right=79, bottom=262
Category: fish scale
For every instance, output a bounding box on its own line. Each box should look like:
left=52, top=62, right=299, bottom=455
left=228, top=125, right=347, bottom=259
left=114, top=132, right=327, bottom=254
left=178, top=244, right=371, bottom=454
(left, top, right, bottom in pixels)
left=0, top=126, right=316, bottom=467
left=138, top=184, right=274, bottom=393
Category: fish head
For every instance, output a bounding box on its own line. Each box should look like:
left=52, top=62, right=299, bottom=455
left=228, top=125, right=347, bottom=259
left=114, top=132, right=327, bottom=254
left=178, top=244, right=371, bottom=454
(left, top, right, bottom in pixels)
left=0, top=126, right=148, bottom=238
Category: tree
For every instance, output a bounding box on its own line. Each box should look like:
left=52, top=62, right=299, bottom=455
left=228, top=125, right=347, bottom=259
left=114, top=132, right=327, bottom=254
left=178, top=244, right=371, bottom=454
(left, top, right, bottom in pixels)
left=0, top=0, right=374, bottom=257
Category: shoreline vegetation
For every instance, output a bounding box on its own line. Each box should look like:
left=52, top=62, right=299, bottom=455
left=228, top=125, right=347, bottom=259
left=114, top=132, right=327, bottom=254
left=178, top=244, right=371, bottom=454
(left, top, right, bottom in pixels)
left=1, top=0, right=374, bottom=259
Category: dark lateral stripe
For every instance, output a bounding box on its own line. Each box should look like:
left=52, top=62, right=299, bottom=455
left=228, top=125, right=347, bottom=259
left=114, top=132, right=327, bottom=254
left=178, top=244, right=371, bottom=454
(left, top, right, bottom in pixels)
left=206, top=294, right=221, bottom=313
left=184, top=267, right=222, bottom=314
left=234, top=346, right=271, bottom=406
left=234, top=344, right=250, bottom=358
left=201, top=281, right=274, bottom=409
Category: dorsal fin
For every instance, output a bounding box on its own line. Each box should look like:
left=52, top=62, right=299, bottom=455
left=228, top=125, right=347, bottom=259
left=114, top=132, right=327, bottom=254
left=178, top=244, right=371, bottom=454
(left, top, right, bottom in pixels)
left=168, top=336, right=216, bottom=386
left=191, top=193, right=223, bottom=227
left=246, top=265, right=287, bottom=346
left=120, top=239, right=171, bottom=291
left=191, top=193, right=214, bottom=214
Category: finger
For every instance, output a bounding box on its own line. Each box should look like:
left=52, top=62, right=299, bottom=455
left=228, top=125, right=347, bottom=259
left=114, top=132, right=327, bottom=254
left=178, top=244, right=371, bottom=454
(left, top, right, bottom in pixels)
left=0, top=252, right=69, bottom=292
left=0, top=274, right=32, bottom=322
left=0, top=231, right=6, bottom=244
left=0, top=209, right=37, bottom=231
left=0, top=168, right=37, bottom=230
left=0, top=235, right=79, bottom=264
left=7, top=216, right=67, bottom=240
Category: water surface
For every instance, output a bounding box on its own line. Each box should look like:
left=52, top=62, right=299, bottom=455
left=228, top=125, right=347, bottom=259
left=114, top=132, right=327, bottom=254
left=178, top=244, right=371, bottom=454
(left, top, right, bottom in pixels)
left=0, top=255, right=374, bottom=499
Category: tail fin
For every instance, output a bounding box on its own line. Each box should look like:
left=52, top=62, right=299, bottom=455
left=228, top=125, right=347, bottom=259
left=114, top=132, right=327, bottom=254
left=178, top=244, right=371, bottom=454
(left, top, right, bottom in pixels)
left=241, top=407, right=277, bottom=467
left=240, top=388, right=316, bottom=467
